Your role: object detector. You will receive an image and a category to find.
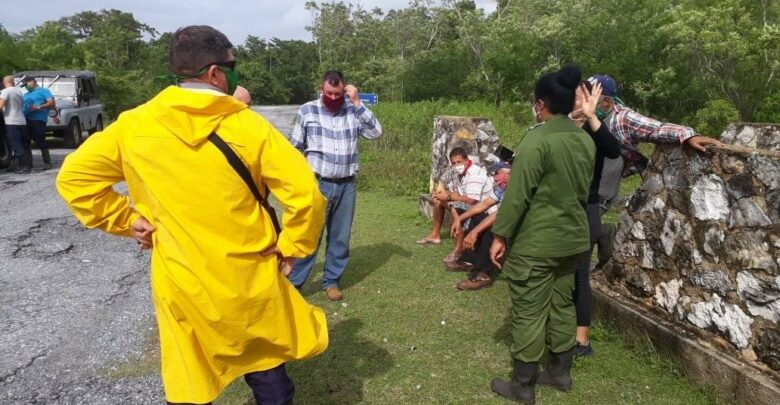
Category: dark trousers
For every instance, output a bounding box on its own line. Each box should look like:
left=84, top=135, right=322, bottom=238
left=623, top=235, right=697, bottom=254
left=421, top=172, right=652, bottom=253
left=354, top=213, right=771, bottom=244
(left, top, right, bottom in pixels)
left=166, top=364, right=294, bottom=405
left=5, top=124, right=28, bottom=159
left=460, top=213, right=497, bottom=275
left=573, top=202, right=601, bottom=327
left=25, top=119, right=49, bottom=150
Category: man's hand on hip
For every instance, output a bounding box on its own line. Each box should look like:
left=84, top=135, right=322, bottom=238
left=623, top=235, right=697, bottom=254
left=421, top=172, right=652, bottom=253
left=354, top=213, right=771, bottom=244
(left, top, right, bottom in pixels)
left=131, top=216, right=156, bottom=250
left=261, top=246, right=295, bottom=277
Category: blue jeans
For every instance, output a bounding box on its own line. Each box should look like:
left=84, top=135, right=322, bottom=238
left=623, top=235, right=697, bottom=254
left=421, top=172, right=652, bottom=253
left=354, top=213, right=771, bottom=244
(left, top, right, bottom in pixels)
left=290, top=178, right=356, bottom=289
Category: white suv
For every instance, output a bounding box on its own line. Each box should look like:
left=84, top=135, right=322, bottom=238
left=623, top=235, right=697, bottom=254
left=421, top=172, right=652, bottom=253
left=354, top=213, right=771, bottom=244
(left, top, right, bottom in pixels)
left=14, top=70, right=104, bottom=147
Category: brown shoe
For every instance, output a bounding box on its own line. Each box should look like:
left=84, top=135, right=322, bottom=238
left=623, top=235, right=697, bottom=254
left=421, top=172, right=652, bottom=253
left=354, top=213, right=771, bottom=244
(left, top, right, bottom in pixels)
left=444, top=257, right=473, bottom=272
left=456, top=271, right=494, bottom=290
left=325, top=287, right=343, bottom=301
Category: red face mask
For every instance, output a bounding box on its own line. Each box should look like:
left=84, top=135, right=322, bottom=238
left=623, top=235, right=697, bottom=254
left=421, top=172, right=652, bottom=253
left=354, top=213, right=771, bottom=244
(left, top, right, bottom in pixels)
left=322, top=92, right=344, bottom=111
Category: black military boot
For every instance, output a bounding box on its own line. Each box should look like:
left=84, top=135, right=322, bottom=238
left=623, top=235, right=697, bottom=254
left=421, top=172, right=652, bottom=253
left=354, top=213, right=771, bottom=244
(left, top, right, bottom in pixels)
left=41, top=149, right=52, bottom=170
left=536, top=347, right=575, bottom=391
left=490, top=360, right=538, bottom=404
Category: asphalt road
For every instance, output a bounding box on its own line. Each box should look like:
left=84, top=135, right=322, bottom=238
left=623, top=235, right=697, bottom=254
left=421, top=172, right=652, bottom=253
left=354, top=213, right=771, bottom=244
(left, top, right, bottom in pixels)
left=0, top=105, right=301, bottom=404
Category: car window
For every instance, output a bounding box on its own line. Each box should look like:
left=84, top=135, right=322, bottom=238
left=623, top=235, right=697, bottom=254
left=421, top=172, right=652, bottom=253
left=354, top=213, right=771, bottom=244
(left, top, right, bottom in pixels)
left=44, top=78, right=76, bottom=98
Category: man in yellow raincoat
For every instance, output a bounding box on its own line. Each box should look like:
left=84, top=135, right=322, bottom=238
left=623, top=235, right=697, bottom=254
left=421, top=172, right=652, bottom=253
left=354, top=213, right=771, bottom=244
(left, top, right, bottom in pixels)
left=56, top=26, right=328, bottom=405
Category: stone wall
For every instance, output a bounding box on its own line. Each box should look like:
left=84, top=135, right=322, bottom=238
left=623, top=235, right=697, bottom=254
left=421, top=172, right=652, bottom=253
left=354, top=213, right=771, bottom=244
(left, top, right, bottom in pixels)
left=428, top=116, right=500, bottom=193
left=606, top=123, right=780, bottom=374
left=419, top=116, right=500, bottom=222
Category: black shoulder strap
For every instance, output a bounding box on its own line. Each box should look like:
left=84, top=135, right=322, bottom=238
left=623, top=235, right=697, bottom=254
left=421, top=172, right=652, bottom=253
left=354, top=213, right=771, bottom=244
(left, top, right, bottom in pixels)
left=208, top=132, right=282, bottom=233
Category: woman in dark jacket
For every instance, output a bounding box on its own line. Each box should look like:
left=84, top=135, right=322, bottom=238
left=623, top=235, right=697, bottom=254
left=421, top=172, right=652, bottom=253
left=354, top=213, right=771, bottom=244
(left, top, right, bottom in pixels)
left=569, top=80, right=622, bottom=357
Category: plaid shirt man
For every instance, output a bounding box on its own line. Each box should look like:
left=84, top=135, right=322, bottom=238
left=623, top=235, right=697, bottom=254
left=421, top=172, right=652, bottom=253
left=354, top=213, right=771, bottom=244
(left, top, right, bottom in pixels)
left=604, top=103, right=695, bottom=177
left=290, top=99, right=382, bottom=178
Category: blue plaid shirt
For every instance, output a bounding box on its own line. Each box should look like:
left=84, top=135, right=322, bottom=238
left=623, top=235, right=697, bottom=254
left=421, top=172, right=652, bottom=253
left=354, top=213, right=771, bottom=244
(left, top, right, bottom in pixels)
left=290, top=99, right=382, bottom=178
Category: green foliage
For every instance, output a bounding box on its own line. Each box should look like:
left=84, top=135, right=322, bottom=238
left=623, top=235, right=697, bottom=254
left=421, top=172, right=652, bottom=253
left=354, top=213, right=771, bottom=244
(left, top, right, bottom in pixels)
left=690, top=99, right=740, bottom=137
left=6, top=0, right=779, bottom=127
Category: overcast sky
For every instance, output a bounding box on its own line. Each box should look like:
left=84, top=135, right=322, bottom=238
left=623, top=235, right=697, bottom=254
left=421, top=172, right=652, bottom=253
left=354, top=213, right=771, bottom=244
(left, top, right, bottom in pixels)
left=2, top=0, right=497, bottom=44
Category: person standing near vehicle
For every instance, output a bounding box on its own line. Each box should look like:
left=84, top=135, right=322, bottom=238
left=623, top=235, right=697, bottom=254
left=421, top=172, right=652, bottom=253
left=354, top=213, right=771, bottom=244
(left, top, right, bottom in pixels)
left=288, top=70, right=382, bottom=301
left=22, top=76, right=55, bottom=170
left=0, top=75, right=28, bottom=173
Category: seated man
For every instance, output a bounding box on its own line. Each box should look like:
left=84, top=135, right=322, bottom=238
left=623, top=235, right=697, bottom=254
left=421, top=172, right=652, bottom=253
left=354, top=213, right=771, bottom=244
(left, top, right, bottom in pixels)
left=451, top=162, right=510, bottom=290
left=417, top=147, right=492, bottom=265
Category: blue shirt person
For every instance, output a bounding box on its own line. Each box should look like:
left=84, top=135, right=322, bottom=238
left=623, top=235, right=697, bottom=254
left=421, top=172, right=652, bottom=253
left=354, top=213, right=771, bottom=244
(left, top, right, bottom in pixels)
left=21, top=77, right=55, bottom=169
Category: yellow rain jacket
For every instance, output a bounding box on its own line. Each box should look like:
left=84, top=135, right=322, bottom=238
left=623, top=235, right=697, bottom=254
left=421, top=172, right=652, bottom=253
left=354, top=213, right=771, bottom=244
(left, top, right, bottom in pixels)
left=56, top=86, right=328, bottom=403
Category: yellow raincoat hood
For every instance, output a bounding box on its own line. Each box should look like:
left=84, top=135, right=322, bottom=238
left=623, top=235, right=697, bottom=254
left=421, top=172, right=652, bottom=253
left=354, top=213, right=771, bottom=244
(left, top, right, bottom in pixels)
left=150, top=85, right=248, bottom=145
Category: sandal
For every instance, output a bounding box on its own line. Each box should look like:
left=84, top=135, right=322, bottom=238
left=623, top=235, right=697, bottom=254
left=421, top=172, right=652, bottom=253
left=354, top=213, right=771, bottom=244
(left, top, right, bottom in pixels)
left=416, top=237, right=442, bottom=245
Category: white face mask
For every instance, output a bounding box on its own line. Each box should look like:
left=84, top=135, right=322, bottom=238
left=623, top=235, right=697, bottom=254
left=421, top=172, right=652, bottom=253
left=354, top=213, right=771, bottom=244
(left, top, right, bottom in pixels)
left=452, top=164, right=466, bottom=175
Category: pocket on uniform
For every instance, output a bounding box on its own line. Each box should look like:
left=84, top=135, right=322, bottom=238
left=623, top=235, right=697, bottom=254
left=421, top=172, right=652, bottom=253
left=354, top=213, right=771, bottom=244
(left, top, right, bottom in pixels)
left=502, top=251, right=534, bottom=282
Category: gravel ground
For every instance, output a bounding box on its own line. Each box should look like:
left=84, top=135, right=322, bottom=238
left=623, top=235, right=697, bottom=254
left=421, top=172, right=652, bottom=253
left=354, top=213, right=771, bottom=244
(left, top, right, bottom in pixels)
left=0, top=105, right=299, bottom=404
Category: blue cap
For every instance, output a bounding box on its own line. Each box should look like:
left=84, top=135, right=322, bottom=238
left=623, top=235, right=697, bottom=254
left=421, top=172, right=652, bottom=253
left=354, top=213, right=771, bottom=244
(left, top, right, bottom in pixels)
left=588, top=75, right=618, bottom=97
left=488, top=161, right=511, bottom=174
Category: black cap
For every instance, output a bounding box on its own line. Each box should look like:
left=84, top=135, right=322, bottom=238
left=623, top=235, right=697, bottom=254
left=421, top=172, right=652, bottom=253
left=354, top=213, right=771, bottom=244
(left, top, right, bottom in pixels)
left=493, top=145, right=515, bottom=164
left=22, top=76, right=36, bottom=83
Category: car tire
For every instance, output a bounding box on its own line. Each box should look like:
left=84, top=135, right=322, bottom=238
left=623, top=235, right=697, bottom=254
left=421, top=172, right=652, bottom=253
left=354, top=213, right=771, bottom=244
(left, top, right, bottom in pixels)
left=0, top=130, right=10, bottom=169
left=89, top=115, right=103, bottom=135
left=65, top=118, right=82, bottom=148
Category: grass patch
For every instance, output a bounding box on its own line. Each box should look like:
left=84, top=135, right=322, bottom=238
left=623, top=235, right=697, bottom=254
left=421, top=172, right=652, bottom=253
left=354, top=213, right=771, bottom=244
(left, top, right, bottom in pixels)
left=213, top=191, right=715, bottom=404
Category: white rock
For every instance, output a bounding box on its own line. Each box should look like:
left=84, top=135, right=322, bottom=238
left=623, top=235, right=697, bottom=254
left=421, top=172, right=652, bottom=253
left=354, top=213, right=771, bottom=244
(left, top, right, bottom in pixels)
left=729, top=198, right=771, bottom=228
left=631, top=222, right=646, bottom=240
left=661, top=211, right=685, bottom=256
left=692, top=249, right=703, bottom=265
left=676, top=296, right=691, bottom=321
left=687, top=300, right=712, bottom=329
left=341, top=303, right=349, bottom=308
left=687, top=294, right=753, bottom=349
left=691, top=175, right=730, bottom=221
left=440, top=320, right=446, bottom=326
left=703, top=227, right=725, bottom=257
left=746, top=300, right=780, bottom=323
left=641, top=243, right=654, bottom=269
left=736, top=126, right=757, bottom=147
left=655, top=279, right=682, bottom=313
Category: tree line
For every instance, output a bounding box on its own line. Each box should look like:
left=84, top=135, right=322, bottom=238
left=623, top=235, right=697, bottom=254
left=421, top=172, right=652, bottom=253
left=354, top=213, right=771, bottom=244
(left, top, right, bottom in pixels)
left=1, top=1, right=779, bottom=135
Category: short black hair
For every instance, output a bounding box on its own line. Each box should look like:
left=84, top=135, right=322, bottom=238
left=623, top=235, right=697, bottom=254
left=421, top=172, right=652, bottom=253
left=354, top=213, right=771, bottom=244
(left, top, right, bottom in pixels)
left=534, top=65, right=582, bottom=115
left=169, top=25, right=233, bottom=76
left=449, top=147, right=468, bottom=160
left=323, top=70, right=344, bottom=86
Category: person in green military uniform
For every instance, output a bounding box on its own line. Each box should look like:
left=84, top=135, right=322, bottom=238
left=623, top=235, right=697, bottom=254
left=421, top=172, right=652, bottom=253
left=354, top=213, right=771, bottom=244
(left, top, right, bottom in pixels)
left=489, top=65, right=596, bottom=404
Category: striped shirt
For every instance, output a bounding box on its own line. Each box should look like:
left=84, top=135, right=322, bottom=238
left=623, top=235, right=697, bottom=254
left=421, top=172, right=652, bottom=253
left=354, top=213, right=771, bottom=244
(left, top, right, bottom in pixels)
left=604, top=104, right=695, bottom=176
left=449, top=163, right=492, bottom=210
left=290, top=99, right=382, bottom=178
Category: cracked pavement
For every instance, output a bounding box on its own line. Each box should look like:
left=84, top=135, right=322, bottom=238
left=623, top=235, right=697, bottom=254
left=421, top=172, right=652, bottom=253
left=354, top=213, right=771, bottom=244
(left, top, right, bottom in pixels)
left=0, top=106, right=299, bottom=404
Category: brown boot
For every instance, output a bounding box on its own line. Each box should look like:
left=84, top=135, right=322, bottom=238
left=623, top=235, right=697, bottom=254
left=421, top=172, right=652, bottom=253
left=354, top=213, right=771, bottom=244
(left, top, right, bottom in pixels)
left=456, top=271, right=494, bottom=290
left=325, top=287, right=343, bottom=301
